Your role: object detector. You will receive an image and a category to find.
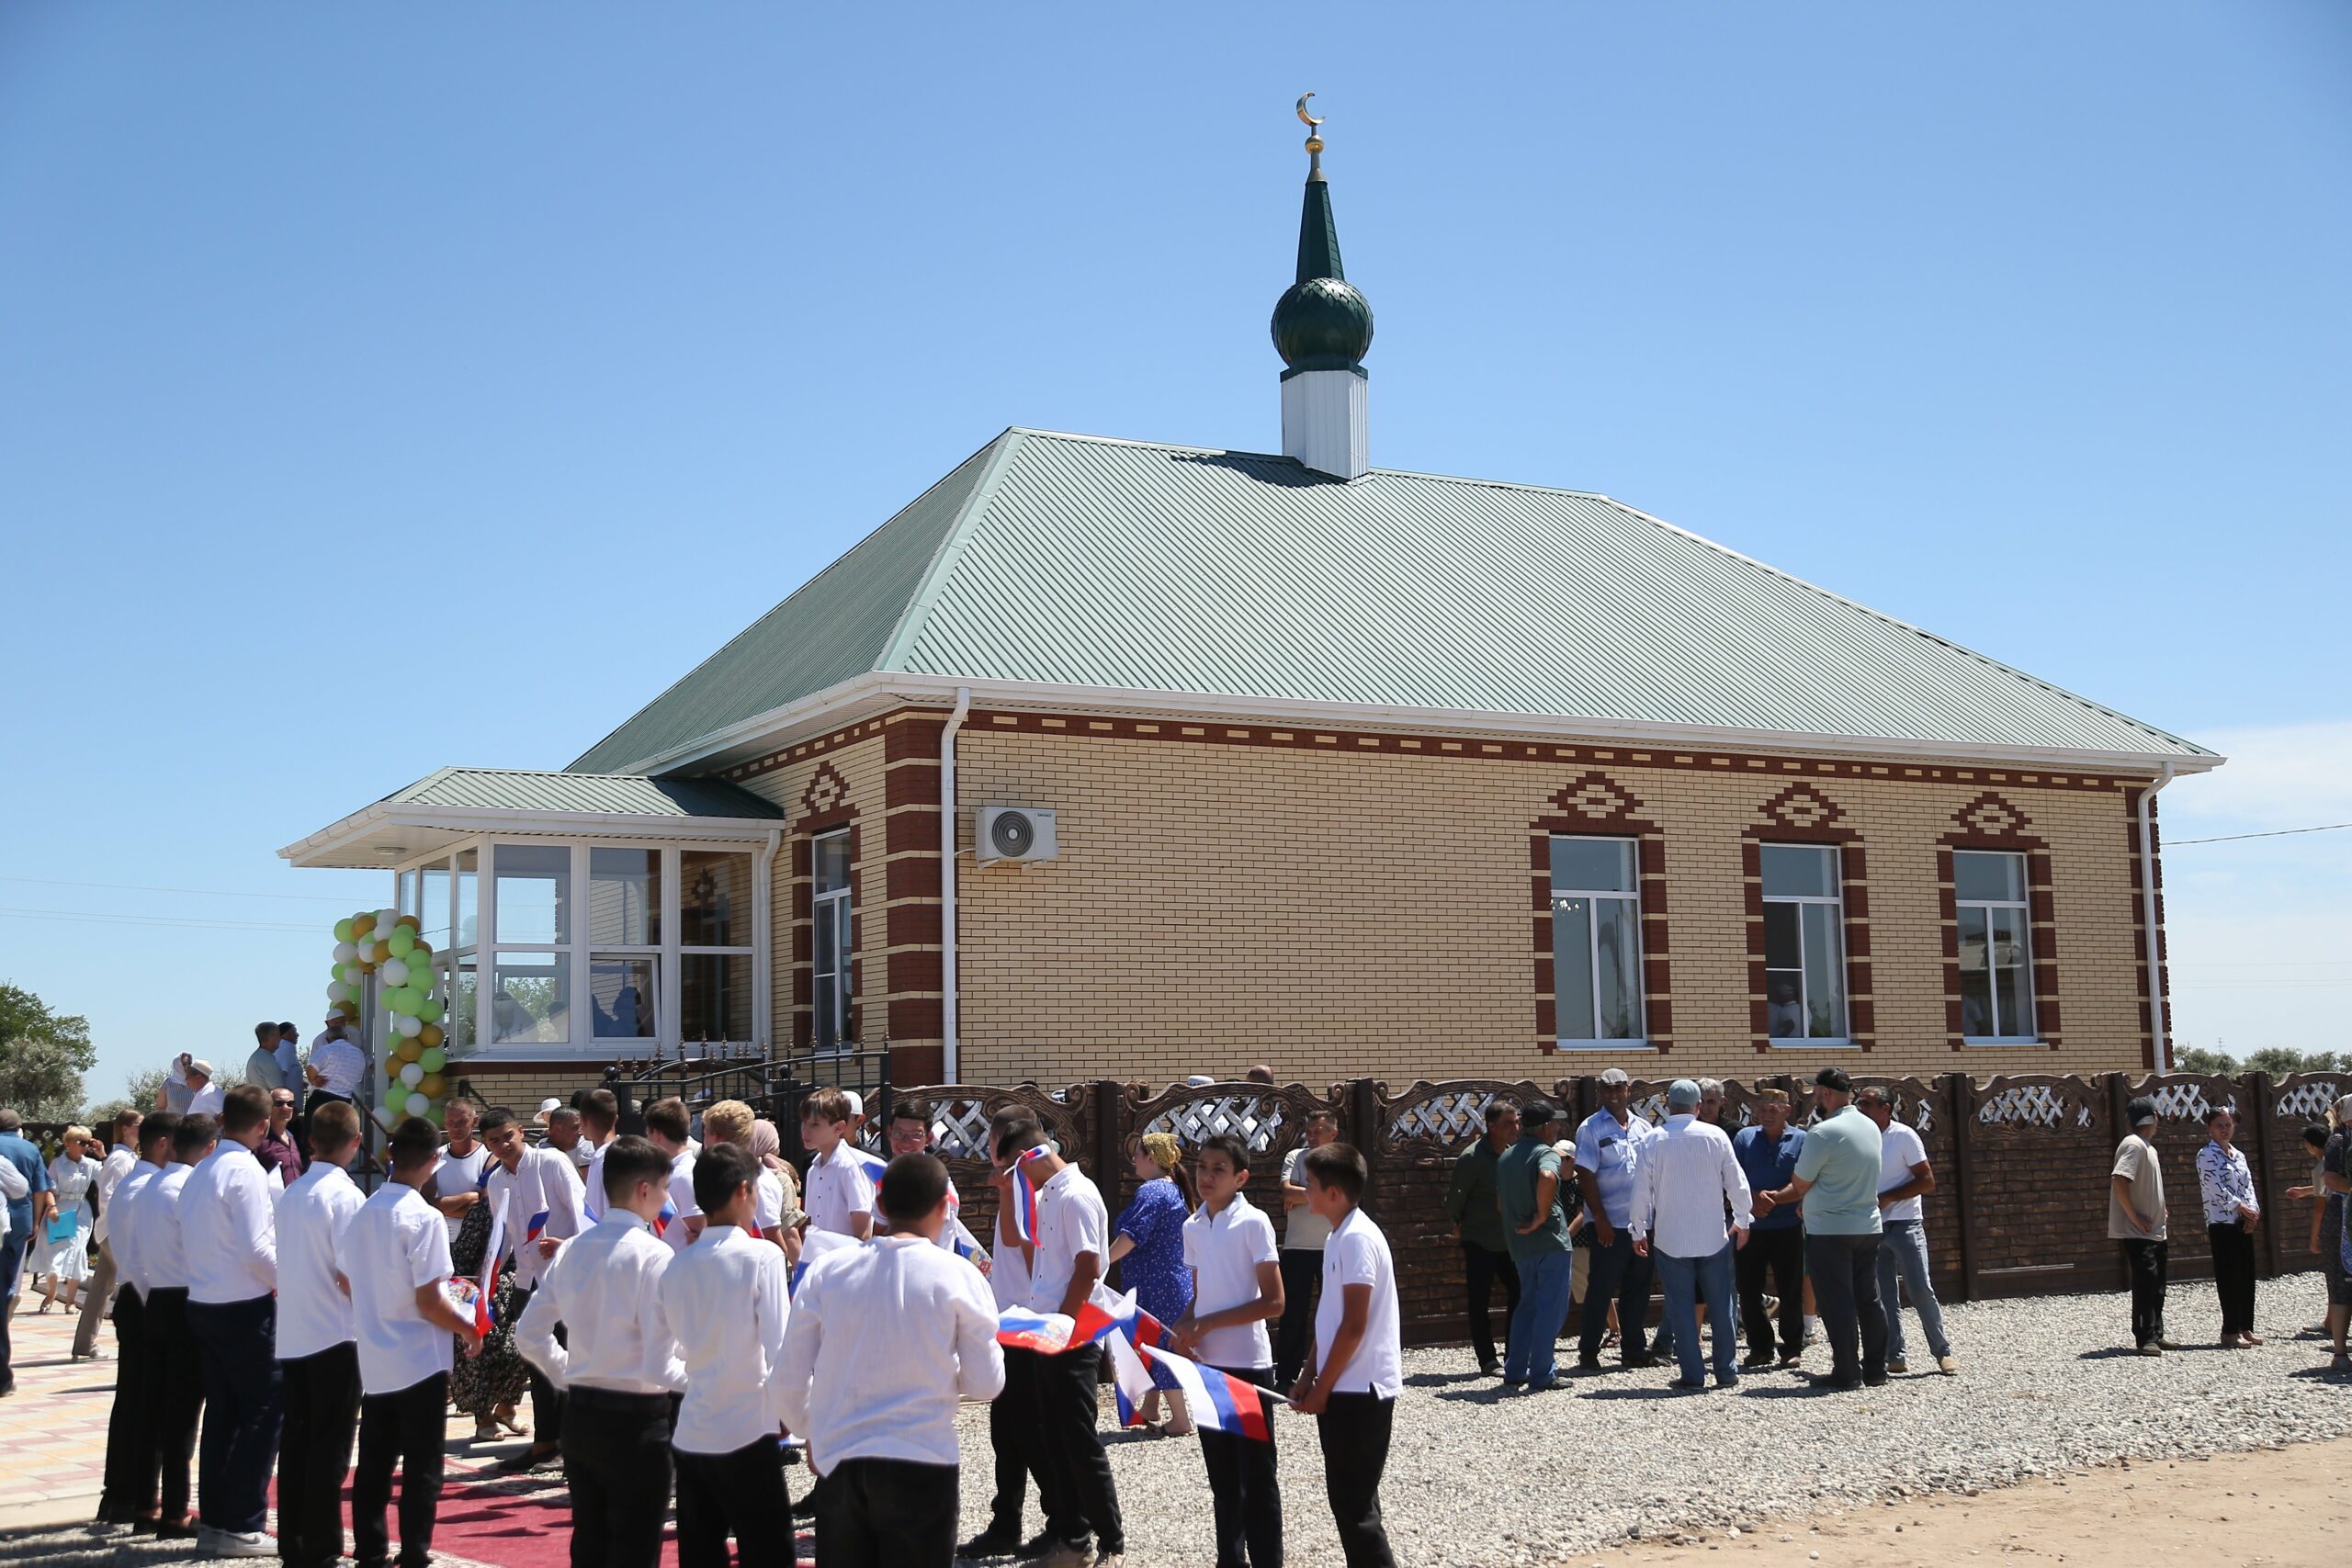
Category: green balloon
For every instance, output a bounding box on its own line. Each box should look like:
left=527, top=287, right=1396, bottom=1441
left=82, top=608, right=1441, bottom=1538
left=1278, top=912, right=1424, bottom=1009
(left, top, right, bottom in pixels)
left=419, top=1047, right=447, bottom=1073
left=425, top=1106, right=445, bottom=1129
left=395, top=987, right=425, bottom=1016
left=387, top=929, right=415, bottom=957
left=334, top=918, right=355, bottom=942
left=417, top=998, right=445, bottom=1024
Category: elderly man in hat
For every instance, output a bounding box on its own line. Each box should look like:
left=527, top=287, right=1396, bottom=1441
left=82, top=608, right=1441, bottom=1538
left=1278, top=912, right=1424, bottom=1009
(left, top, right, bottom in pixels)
left=1573, top=1066, right=1663, bottom=1371
left=2110, top=1096, right=2175, bottom=1354
left=1632, top=1080, right=1751, bottom=1390
left=183, top=1061, right=224, bottom=1118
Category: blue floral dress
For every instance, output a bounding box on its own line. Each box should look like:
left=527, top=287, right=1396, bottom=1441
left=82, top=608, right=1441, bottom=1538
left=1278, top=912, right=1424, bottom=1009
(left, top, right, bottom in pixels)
left=1114, top=1177, right=1194, bottom=1327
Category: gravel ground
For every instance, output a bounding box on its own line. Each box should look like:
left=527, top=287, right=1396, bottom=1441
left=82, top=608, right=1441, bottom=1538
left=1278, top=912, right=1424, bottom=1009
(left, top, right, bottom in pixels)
left=954, top=1273, right=2352, bottom=1568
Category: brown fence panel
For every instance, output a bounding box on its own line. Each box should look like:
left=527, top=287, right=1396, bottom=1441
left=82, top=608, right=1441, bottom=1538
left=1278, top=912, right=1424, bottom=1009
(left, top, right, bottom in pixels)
left=1374, top=1079, right=1554, bottom=1347
left=1831, top=1074, right=1965, bottom=1300
left=1114, top=1078, right=1345, bottom=1252
left=1962, top=1074, right=2115, bottom=1298
left=2264, top=1071, right=2346, bottom=1275
left=884, top=1081, right=1096, bottom=1248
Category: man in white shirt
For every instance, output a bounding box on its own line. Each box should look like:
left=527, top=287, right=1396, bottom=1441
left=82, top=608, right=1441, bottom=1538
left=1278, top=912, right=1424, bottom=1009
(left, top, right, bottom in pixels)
left=481, top=1105, right=586, bottom=1472
left=1171, top=1132, right=1286, bottom=1568
left=517, top=1135, right=688, bottom=1568
left=130, top=1113, right=211, bottom=1537
left=1273, top=1108, right=1338, bottom=1388
left=576, top=1088, right=620, bottom=1222
left=645, top=1097, right=705, bottom=1253
left=957, top=1112, right=1049, bottom=1563
left=1289, top=1139, right=1402, bottom=1568
left=778, top=1150, right=1003, bottom=1568
left=337, top=1117, right=481, bottom=1568
left=1858, top=1086, right=1958, bottom=1376
left=275, top=1101, right=367, bottom=1568
left=303, top=1021, right=368, bottom=1145
left=183, top=1060, right=224, bottom=1118
left=433, top=1098, right=491, bottom=1242
left=997, top=1116, right=1124, bottom=1568
left=92, top=1111, right=163, bottom=1530
left=659, top=1144, right=795, bottom=1568
left=74, top=1108, right=143, bottom=1361
left=1631, top=1078, right=1752, bottom=1391
left=544, top=1104, right=593, bottom=1173
left=800, top=1088, right=876, bottom=1240
left=179, top=1085, right=281, bottom=1556
left=1574, top=1066, right=1664, bottom=1370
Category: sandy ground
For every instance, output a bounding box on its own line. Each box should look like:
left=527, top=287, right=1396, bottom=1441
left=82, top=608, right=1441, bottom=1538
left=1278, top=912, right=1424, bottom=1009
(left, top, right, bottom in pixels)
left=1579, top=1436, right=2347, bottom=1568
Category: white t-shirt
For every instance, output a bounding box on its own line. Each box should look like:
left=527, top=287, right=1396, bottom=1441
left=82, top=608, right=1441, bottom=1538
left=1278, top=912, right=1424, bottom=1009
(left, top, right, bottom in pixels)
left=803, top=1142, right=876, bottom=1238
left=1182, top=1197, right=1280, bottom=1371
left=662, top=1151, right=702, bottom=1255
left=1281, top=1145, right=1333, bottom=1250
left=437, top=1143, right=492, bottom=1241
left=186, top=1083, right=224, bottom=1117
left=1314, top=1206, right=1403, bottom=1398
left=1024, top=1163, right=1109, bottom=1316
left=337, top=1183, right=456, bottom=1395
left=1878, top=1122, right=1929, bottom=1224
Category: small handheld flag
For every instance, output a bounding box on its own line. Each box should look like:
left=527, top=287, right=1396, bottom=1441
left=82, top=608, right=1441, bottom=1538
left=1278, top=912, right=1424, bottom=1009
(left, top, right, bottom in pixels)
left=1136, top=1343, right=1278, bottom=1440
left=789, top=1227, right=860, bottom=1298
left=1080, top=1282, right=1169, bottom=1352
left=525, top=1209, right=550, bottom=1244
left=655, top=1199, right=678, bottom=1237
left=1007, top=1147, right=1049, bottom=1246
left=471, top=1193, right=508, bottom=1337
left=994, top=1307, right=1078, bottom=1354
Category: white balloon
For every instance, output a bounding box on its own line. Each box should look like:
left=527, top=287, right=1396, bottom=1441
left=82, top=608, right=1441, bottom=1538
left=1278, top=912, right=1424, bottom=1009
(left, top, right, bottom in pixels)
left=400, top=1061, right=424, bottom=1087
left=377, top=908, right=399, bottom=929
left=334, top=942, right=358, bottom=964
left=325, top=984, right=342, bottom=1001
left=396, top=1014, right=424, bottom=1038
left=406, top=1092, right=432, bottom=1117
left=381, top=959, right=410, bottom=987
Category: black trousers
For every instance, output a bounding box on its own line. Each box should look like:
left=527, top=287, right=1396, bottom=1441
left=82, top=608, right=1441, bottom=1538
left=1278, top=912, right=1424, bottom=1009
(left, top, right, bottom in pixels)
left=1022, top=1342, right=1123, bottom=1554
left=675, top=1436, right=793, bottom=1568
left=1461, top=1243, right=1521, bottom=1370
left=97, top=1286, right=149, bottom=1520
left=520, top=1281, right=564, bottom=1445
left=280, top=1343, right=362, bottom=1568
left=2209, top=1221, right=2258, bottom=1336
left=1577, top=1227, right=1655, bottom=1362
left=1737, top=1225, right=1806, bottom=1359
left=561, top=1387, right=677, bottom=1568
left=2120, top=1237, right=2169, bottom=1347
left=0, top=1230, right=23, bottom=1392
left=985, top=1364, right=1044, bottom=1537
left=1316, top=1392, right=1395, bottom=1568
left=141, top=1287, right=204, bottom=1521
left=814, top=1456, right=959, bottom=1568
left=1273, top=1248, right=1322, bottom=1386
left=1804, top=1232, right=1886, bottom=1385
left=354, top=1371, right=446, bottom=1568
left=186, top=1292, right=284, bottom=1534
left=1199, top=1364, right=1283, bottom=1568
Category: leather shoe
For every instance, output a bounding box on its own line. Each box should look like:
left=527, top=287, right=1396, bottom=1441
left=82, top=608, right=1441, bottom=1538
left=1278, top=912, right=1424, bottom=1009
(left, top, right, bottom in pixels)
left=956, top=1528, right=1023, bottom=1559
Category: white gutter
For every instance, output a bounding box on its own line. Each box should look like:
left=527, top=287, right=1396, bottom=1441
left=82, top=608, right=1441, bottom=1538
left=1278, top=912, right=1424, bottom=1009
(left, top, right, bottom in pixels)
left=2137, top=762, right=2180, bottom=1071
left=753, top=827, right=783, bottom=1055
left=940, top=686, right=971, bottom=1084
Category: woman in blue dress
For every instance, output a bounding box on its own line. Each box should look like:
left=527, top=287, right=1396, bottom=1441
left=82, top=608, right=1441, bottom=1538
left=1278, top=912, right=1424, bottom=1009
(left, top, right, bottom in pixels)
left=1109, top=1131, right=1198, bottom=1435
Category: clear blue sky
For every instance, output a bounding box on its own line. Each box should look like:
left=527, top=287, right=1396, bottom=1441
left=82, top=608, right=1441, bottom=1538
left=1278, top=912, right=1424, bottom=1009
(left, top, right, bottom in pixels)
left=5, top=4, right=2346, bottom=1103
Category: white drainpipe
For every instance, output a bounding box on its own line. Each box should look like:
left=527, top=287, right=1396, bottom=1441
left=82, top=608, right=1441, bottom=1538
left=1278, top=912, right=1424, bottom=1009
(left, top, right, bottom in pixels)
left=940, top=687, right=972, bottom=1083
left=2138, top=762, right=2179, bottom=1071
left=754, top=827, right=782, bottom=1055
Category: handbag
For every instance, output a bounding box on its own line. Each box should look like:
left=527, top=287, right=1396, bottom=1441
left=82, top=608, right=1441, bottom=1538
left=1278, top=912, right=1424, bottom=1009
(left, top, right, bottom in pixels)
left=45, top=1210, right=78, bottom=1245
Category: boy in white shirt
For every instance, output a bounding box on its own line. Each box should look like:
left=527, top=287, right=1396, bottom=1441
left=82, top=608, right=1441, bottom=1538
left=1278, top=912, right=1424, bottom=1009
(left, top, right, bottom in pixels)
left=644, top=1097, right=704, bottom=1254
left=799, top=1088, right=874, bottom=1240
left=658, top=1143, right=794, bottom=1568
left=1289, top=1141, right=1402, bottom=1568
left=996, top=1116, right=1124, bottom=1568
left=776, top=1151, right=1003, bottom=1568
left=517, top=1135, right=688, bottom=1568
left=577, top=1088, right=620, bottom=1222
left=274, top=1101, right=367, bottom=1568
left=337, top=1117, right=481, bottom=1568
left=179, top=1085, right=281, bottom=1556
left=956, top=1111, right=1047, bottom=1563
left=1171, top=1132, right=1286, bottom=1568
left=129, top=1115, right=209, bottom=1537
left=481, top=1105, right=586, bottom=1472
left=94, top=1111, right=172, bottom=1531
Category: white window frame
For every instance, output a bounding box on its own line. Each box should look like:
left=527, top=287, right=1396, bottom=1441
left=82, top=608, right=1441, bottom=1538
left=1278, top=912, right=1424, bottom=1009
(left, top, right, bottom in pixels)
left=809, top=829, right=854, bottom=1055
left=677, top=847, right=755, bottom=1051
left=1549, top=834, right=1649, bottom=1051
left=1759, top=842, right=1852, bottom=1048
left=1955, top=850, right=2041, bottom=1045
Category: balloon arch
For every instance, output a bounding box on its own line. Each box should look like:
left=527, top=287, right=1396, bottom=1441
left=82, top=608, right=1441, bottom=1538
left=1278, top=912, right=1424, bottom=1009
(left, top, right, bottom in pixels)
left=329, top=908, right=453, bottom=1129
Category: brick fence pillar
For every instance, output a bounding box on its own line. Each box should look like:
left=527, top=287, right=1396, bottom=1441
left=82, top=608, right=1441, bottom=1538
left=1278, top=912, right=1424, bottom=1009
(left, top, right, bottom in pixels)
left=2245, top=1071, right=2281, bottom=1279
left=1946, top=1071, right=1978, bottom=1305
left=1349, top=1077, right=1384, bottom=1211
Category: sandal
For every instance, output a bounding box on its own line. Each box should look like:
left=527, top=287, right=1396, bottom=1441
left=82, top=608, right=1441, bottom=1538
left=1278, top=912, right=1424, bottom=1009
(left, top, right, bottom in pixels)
left=473, top=1417, right=502, bottom=1443
left=496, top=1411, right=529, bottom=1437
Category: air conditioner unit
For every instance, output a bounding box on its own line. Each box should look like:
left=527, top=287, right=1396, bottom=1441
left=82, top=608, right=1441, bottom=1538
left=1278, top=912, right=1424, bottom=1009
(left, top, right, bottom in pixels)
left=976, top=807, right=1058, bottom=864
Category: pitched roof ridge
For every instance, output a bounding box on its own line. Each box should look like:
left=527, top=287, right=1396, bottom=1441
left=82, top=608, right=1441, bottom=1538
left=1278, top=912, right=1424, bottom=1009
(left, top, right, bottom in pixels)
left=876, top=428, right=1028, bottom=672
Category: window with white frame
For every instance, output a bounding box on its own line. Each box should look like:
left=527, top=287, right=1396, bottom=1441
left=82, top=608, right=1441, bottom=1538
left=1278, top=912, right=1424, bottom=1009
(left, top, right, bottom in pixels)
left=589, top=848, right=660, bottom=1043
left=1760, top=844, right=1849, bottom=1043
left=810, top=831, right=854, bottom=1051
left=1549, top=837, right=1645, bottom=1046
left=680, top=849, right=754, bottom=1047
left=1955, top=850, right=2037, bottom=1042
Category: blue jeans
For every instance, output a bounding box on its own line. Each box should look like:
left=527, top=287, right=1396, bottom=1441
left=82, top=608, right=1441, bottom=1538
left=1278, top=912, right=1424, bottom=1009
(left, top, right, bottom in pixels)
left=1877, top=1219, right=1951, bottom=1362
left=1653, top=1243, right=1738, bottom=1384
left=1503, top=1248, right=1575, bottom=1385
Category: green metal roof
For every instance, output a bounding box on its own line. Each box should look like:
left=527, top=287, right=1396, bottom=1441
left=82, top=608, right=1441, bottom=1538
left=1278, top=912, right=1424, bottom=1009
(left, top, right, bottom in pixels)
left=571, top=428, right=2212, bottom=773
left=385, top=768, right=783, bottom=819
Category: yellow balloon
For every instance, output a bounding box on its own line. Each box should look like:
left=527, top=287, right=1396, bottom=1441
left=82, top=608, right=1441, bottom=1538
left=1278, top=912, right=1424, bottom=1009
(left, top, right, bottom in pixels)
left=417, top=1073, right=446, bottom=1100
left=368, top=940, right=392, bottom=963
left=394, top=912, right=422, bottom=931
left=393, top=1037, right=423, bottom=1063
left=418, top=1022, right=445, bottom=1051
left=352, top=913, right=375, bottom=935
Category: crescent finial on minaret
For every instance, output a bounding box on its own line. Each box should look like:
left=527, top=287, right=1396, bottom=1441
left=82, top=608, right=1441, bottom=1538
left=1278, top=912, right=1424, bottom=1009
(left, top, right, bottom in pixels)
left=1296, top=92, right=1325, bottom=179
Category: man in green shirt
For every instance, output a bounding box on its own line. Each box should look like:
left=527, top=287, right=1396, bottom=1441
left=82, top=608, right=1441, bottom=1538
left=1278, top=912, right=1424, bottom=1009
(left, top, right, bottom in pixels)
left=1758, top=1067, right=1887, bottom=1391
left=1446, top=1101, right=1522, bottom=1376
left=1496, top=1100, right=1576, bottom=1391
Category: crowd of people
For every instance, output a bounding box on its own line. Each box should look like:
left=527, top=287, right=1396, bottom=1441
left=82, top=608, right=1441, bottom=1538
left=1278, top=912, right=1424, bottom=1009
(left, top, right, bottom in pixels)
left=3, top=1051, right=2350, bottom=1568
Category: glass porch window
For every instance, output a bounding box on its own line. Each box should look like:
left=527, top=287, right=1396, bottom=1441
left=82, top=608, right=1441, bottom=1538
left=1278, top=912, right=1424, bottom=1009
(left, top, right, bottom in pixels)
left=682, top=848, right=755, bottom=1049
left=492, top=951, right=570, bottom=1044
left=1760, top=844, right=1849, bottom=1043
left=811, top=831, right=853, bottom=1050
left=1956, top=851, right=2038, bottom=1042
left=1550, top=836, right=1645, bottom=1046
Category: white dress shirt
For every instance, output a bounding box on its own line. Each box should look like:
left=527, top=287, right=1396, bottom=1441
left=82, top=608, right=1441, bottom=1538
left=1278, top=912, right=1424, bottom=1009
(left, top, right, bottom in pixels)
left=582, top=1136, right=614, bottom=1222
left=1183, top=1196, right=1281, bottom=1370
left=310, top=1037, right=367, bottom=1097
left=107, top=1164, right=159, bottom=1294
left=336, top=1182, right=455, bottom=1395
left=182, top=1144, right=278, bottom=1303
left=1314, top=1207, right=1403, bottom=1397
left=487, top=1145, right=586, bottom=1292
left=1025, top=1163, right=1109, bottom=1315
left=803, top=1142, right=876, bottom=1238
left=94, top=1145, right=139, bottom=1247
left=659, top=1225, right=792, bottom=1454
left=776, top=1234, right=1004, bottom=1470
left=1630, top=1112, right=1752, bottom=1259
left=989, top=1233, right=1032, bottom=1312
left=661, top=1151, right=702, bottom=1254
left=516, top=1213, right=686, bottom=1394
left=1877, top=1122, right=1929, bottom=1223
left=276, top=1163, right=364, bottom=1359
left=186, top=1083, right=225, bottom=1117
left=129, top=1165, right=196, bottom=1292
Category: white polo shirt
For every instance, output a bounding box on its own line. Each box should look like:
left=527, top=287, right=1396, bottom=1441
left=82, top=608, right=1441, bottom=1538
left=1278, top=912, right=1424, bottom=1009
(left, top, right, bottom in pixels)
left=182, top=1144, right=277, bottom=1304
left=803, top=1142, right=876, bottom=1238
left=1314, top=1206, right=1403, bottom=1398
left=659, top=1225, right=792, bottom=1454
left=516, top=1213, right=685, bottom=1395
left=1182, top=1195, right=1280, bottom=1370
left=436, top=1142, right=492, bottom=1243
left=276, top=1163, right=364, bottom=1360
left=1024, top=1163, right=1109, bottom=1317
left=130, top=1165, right=196, bottom=1293
left=662, top=1150, right=701, bottom=1255
left=336, top=1182, right=455, bottom=1396
left=107, top=1164, right=159, bottom=1294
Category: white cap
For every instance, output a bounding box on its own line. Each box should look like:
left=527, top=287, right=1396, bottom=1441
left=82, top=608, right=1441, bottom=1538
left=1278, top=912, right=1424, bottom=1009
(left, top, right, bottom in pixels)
left=842, top=1090, right=864, bottom=1118
left=1185, top=1074, right=1216, bottom=1088
left=534, top=1098, right=562, bottom=1123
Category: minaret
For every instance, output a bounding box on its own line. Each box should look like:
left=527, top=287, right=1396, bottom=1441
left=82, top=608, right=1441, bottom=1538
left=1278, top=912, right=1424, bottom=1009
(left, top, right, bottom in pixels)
left=1271, top=93, right=1374, bottom=480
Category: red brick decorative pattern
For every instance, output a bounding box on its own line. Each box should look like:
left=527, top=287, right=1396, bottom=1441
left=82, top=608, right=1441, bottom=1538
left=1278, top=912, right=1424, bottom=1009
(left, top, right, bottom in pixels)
left=1529, top=773, right=1673, bottom=1055
left=1937, top=793, right=2061, bottom=1053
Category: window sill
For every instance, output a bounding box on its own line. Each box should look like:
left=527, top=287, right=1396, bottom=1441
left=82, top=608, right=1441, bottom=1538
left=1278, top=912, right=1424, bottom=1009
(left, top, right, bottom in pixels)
left=1765, top=1038, right=1857, bottom=1050
left=1962, top=1037, right=2049, bottom=1048
left=1554, top=1040, right=1657, bottom=1053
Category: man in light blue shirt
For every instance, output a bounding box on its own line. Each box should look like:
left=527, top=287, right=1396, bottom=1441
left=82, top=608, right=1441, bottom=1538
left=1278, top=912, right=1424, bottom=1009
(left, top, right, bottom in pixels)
left=1573, top=1068, right=1661, bottom=1371
left=1758, top=1066, right=1886, bottom=1391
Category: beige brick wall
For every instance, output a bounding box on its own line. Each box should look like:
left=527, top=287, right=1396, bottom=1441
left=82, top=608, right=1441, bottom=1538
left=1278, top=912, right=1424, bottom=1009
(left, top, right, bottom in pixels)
left=947, top=727, right=2154, bottom=1089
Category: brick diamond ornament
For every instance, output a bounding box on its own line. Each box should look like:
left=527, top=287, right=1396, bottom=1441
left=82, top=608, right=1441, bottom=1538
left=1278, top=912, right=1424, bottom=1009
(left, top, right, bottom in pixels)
left=1951, top=792, right=2030, bottom=840
left=1760, top=782, right=1845, bottom=832
left=1548, top=772, right=1643, bottom=825
left=799, top=761, right=851, bottom=818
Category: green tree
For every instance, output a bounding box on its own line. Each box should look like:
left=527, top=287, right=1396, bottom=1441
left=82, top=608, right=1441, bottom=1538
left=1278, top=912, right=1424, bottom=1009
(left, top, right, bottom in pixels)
left=2244, top=1045, right=2346, bottom=1079
left=0, top=983, right=96, bottom=1120
left=85, top=1067, right=166, bottom=1128
left=2172, top=1043, right=2238, bottom=1075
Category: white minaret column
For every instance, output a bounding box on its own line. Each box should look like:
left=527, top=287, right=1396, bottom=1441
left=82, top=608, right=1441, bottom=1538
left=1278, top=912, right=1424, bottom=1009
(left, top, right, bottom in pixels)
left=1271, top=94, right=1374, bottom=483
left=1282, top=367, right=1369, bottom=480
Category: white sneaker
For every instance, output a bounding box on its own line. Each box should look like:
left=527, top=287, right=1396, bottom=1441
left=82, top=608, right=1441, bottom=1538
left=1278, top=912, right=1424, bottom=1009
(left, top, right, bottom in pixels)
left=213, top=1529, right=277, bottom=1558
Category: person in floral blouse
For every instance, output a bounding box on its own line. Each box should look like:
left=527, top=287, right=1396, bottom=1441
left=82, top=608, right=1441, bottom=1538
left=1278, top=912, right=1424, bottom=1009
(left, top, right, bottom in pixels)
left=2195, top=1106, right=2263, bottom=1348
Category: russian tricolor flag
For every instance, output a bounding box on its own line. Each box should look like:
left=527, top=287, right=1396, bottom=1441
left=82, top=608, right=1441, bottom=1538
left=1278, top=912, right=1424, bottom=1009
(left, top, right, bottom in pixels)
left=1079, top=1283, right=1169, bottom=1352
left=1133, top=1344, right=1275, bottom=1441
left=850, top=1147, right=891, bottom=1184
left=994, top=1307, right=1077, bottom=1354
left=655, top=1199, right=678, bottom=1237
left=1006, top=1148, right=1048, bottom=1245
left=525, top=1209, right=549, bottom=1244
left=789, top=1228, right=859, bottom=1298
left=474, top=1196, right=507, bottom=1336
